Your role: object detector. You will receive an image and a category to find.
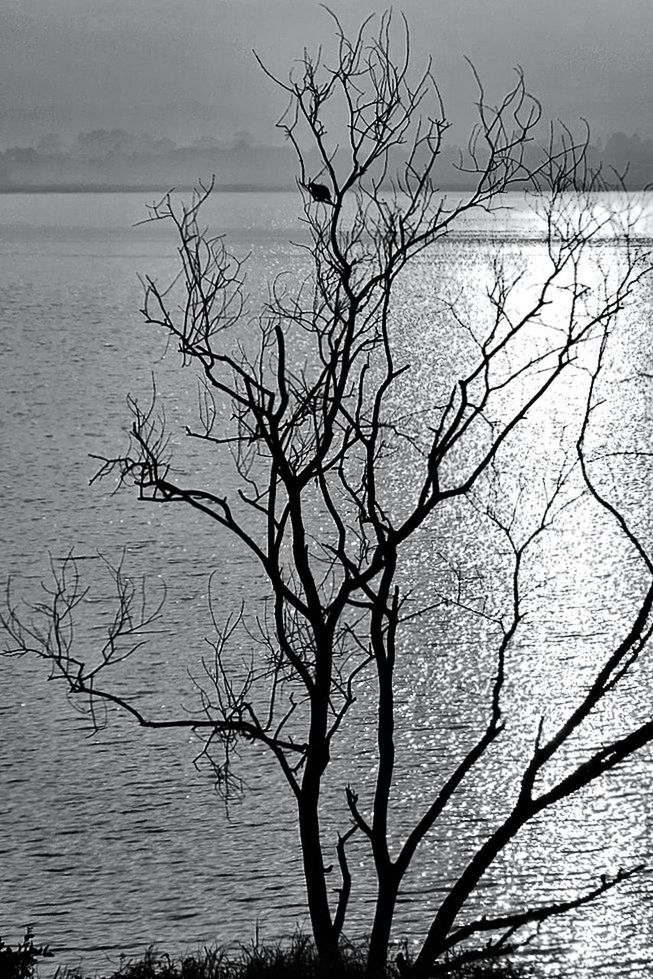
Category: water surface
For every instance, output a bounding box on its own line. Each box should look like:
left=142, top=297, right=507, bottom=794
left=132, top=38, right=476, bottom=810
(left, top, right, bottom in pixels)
left=1, top=191, right=653, bottom=978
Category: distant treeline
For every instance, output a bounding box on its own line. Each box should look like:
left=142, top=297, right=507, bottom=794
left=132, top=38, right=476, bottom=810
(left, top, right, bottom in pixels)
left=1, top=129, right=651, bottom=192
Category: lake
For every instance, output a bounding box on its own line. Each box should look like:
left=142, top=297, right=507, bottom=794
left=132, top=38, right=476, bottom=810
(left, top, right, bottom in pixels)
left=1, top=190, right=653, bottom=978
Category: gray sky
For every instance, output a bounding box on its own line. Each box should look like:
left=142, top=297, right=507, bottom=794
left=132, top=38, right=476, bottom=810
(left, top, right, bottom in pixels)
left=1, top=0, right=651, bottom=147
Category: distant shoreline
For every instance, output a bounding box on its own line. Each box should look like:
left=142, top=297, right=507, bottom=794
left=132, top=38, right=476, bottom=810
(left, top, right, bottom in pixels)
left=0, top=183, right=297, bottom=194
left=1, top=182, right=650, bottom=196
left=0, top=180, right=497, bottom=195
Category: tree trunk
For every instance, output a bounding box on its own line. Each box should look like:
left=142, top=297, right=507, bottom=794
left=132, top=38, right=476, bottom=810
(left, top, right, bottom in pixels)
left=367, top=873, right=399, bottom=975
left=299, top=801, right=339, bottom=963
left=298, top=737, right=339, bottom=969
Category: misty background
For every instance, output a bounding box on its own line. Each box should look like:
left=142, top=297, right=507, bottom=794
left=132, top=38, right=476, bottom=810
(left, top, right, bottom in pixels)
left=1, top=0, right=651, bottom=188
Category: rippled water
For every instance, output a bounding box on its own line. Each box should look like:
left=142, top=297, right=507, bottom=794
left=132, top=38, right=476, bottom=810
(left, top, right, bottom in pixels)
left=1, top=191, right=652, bottom=978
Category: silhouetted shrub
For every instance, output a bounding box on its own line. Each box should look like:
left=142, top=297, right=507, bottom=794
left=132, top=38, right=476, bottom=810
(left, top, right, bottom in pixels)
left=5, top=932, right=530, bottom=979
left=0, top=928, right=53, bottom=979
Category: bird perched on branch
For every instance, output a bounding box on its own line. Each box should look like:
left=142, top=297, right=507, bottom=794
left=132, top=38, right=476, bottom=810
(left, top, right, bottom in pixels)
left=306, top=180, right=333, bottom=205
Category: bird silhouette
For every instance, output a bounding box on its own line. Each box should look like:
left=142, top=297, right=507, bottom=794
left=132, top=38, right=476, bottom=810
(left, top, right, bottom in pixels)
left=306, top=181, right=333, bottom=205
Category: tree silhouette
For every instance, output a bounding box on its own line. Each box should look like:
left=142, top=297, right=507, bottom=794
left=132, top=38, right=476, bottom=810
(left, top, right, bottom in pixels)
left=3, top=10, right=653, bottom=978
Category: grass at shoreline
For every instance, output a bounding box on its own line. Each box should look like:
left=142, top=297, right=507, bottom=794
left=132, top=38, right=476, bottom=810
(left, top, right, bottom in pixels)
left=0, top=930, right=530, bottom=979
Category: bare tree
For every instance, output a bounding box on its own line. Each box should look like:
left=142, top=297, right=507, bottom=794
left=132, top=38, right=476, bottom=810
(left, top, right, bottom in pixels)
left=3, top=11, right=652, bottom=978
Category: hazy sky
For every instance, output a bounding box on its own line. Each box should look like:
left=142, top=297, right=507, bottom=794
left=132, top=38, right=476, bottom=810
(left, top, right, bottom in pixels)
left=1, top=0, right=651, bottom=147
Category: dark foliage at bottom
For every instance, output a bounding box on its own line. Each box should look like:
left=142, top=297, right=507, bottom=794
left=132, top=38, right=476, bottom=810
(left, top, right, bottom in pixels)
left=0, top=928, right=54, bottom=979
left=18, top=932, right=529, bottom=979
